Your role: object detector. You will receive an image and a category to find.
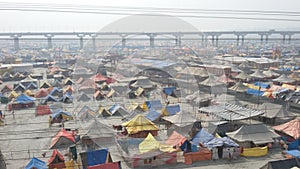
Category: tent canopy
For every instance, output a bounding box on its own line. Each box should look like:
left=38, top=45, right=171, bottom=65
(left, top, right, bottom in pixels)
left=122, top=114, right=159, bottom=134
left=50, top=128, right=75, bottom=149
left=191, top=128, right=214, bottom=145
left=273, top=119, right=300, bottom=139
left=25, top=157, right=47, bottom=169
left=162, top=111, right=196, bottom=127
left=227, top=124, right=280, bottom=144
left=15, top=93, right=36, bottom=104
left=48, top=149, right=65, bottom=164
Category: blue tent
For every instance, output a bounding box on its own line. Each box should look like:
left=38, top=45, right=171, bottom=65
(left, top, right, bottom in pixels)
left=145, top=100, right=162, bottom=110
left=254, top=82, right=270, bottom=89
left=87, top=149, right=109, bottom=166
left=288, top=139, right=300, bottom=150
left=285, top=149, right=300, bottom=158
left=165, top=104, right=180, bottom=116
left=145, top=109, right=161, bottom=121
left=163, top=86, right=176, bottom=96
left=49, top=87, right=62, bottom=96
left=52, top=109, right=72, bottom=119
left=15, top=94, right=36, bottom=104
left=191, top=128, right=214, bottom=145
left=44, top=95, right=59, bottom=102
left=246, top=88, right=264, bottom=96
left=60, top=93, right=73, bottom=103
left=25, top=157, right=47, bottom=169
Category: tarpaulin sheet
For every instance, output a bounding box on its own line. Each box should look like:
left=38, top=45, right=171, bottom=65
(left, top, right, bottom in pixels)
left=241, top=146, right=268, bottom=157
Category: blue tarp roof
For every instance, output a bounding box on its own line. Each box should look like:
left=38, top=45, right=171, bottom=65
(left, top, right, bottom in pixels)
left=49, top=87, right=62, bottom=95
left=163, top=86, right=176, bottom=96
left=145, top=109, right=161, bottom=121
left=247, top=88, right=265, bottom=96
left=165, top=104, right=181, bottom=116
left=254, top=82, right=270, bottom=89
left=52, top=109, right=72, bottom=118
left=60, top=93, right=73, bottom=102
left=87, top=149, right=109, bottom=166
left=145, top=100, right=162, bottom=110
left=109, top=104, right=121, bottom=114
left=44, top=95, right=60, bottom=102
left=25, top=157, right=47, bottom=169
left=288, top=139, right=300, bottom=150
left=191, top=128, right=214, bottom=145
left=285, top=149, right=300, bottom=158
left=15, top=94, right=36, bottom=104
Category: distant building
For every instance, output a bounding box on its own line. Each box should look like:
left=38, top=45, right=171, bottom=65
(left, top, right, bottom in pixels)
left=0, top=63, right=34, bottom=74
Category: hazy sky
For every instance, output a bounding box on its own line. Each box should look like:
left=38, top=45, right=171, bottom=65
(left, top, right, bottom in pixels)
left=0, top=0, right=299, bottom=32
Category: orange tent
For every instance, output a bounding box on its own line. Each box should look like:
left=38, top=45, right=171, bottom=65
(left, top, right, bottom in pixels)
left=273, top=119, right=300, bottom=140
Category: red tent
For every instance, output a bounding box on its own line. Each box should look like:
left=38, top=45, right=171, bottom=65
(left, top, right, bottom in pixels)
left=1, top=84, right=13, bottom=93
left=79, top=79, right=97, bottom=91
left=50, top=128, right=75, bottom=149
left=36, top=105, right=51, bottom=116
left=35, top=88, right=49, bottom=98
left=91, top=73, right=114, bottom=84
left=273, top=119, right=300, bottom=140
left=88, top=161, right=121, bottom=169
left=92, top=73, right=108, bottom=82
left=165, top=131, right=187, bottom=148
left=217, top=74, right=235, bottom=84
left=48, top=149, right=65, bottom=169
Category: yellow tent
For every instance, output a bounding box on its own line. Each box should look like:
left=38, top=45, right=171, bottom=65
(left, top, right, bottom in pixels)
left=64, top=159, right=77, bottom=169
left=282, top=84, right=296, bottom=91
left=244, top=83, right=260, bottom=90
left=134, top=87, right=144, bottom=97
left=139, top=133, right=160, bottom=153
left=141, top=102, right=149, bottom=111
left=139, top=133, right=175, bottom=153
left=126, top=102, right=143, bottom=112
left=8, top=91, right=19, bottom=99
left=106, top=89, right=115, bottom=98
left=24, top=90, right=34, bottom=97
left=98, top=107, right=112, bottom=117
left=122, top=114, right=159, bottom=134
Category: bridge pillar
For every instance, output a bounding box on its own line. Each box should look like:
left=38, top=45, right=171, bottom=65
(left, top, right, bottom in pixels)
left=148, top=34, right=156, bottom=48
left=121, top=35, right=127, bottom=49
left=236, top=35, right=240, bottom=46
left=241, top=35, right=245, bottom=46
left=11, top=34, right=21, bottom=51
left=288, top=34, right=292, bottom=44
left=45, top=34, right=54, bottom=49
left=204, top=35, right=208, bottom=47
left=13, top=37, right=19, bottom=51
left=175, top=35, right=182, bottom=47
left=90, top=34, right=97, bottom=51
left=77, top=34, right=85, bottom=50
left=201, top=35, right=204, bottom=47
left=260, top=34, right=264, bottom=45
left=211, top=35, right=215, bottom=46
left=265, top=35, right=269, bottom=44
left=282, top=34, right=286, bottom=44
left=215, top=35, right=219, bottom=47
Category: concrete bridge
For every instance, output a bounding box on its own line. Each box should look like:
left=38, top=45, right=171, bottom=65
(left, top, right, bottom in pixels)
left=1, top=30, right=300, bottom=50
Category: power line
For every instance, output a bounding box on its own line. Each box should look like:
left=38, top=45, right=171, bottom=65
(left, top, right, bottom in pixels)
left=0, top=5, right=298, bottom=22
left=0, top=1, right=300, bottom=15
